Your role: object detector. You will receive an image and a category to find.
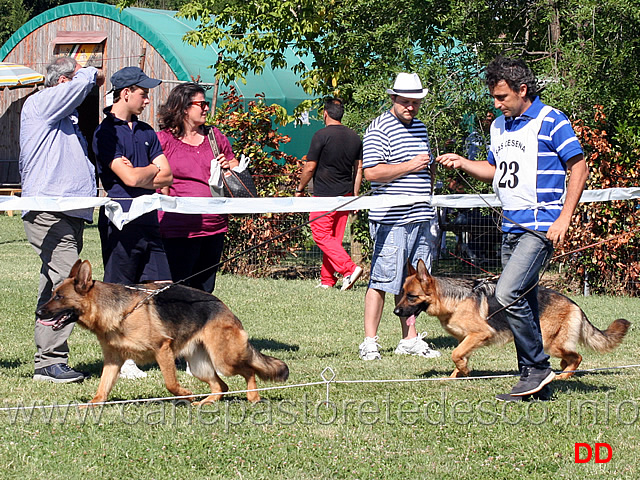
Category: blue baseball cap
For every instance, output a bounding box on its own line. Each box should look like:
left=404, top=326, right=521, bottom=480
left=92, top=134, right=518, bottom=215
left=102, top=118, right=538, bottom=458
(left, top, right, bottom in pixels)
left=109, top=66, right=161, bottom=91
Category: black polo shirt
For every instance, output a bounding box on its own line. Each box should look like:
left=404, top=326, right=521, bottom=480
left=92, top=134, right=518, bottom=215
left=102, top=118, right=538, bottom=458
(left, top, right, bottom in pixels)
left=93, top=107, right=164, bottom=211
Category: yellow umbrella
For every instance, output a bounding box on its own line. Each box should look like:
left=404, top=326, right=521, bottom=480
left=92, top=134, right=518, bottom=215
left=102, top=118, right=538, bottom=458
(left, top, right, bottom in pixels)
left=0, top=62, right=44, bottom=89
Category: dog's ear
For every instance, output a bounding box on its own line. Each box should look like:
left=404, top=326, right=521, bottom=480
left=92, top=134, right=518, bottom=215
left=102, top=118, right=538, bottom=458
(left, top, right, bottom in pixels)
left=407, top=261, right=417, bottom=276
left=68, top=259, right=83, bottom=278
left=74, top=260, right=94, bottom=294
left=416, top=259, right=431, bottom=283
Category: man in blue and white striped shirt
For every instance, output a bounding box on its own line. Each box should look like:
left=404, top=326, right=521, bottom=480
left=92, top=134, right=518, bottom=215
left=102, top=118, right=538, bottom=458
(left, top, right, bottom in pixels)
left=359, top=73, right=441, bottom=361
left=437, top=56, right=588, bottom=401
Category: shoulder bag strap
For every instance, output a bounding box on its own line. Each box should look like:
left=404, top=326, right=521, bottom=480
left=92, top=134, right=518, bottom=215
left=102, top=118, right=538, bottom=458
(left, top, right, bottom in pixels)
left=207, top=126, right=220, bottom=158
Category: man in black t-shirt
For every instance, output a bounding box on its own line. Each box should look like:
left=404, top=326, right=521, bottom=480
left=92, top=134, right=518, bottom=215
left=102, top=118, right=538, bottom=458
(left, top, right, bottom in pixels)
left=295, top=98, right=364, bottom=291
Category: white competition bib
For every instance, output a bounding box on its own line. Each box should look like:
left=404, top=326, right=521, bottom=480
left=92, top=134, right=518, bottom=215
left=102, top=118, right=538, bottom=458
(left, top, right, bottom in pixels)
left=490, top=105, right=553, bottom=210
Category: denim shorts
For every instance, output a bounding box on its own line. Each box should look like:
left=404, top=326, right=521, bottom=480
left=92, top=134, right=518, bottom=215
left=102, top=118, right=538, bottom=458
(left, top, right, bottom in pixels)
left=368, top=220, right=436, bottom=295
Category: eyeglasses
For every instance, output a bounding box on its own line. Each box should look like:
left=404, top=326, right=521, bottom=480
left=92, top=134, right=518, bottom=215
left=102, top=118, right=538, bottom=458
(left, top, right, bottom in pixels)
left=191, top=100, right=210, bottom=110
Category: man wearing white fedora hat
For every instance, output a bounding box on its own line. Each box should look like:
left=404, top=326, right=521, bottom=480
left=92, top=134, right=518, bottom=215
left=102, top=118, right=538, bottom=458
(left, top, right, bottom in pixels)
left=358, top=72, right=441, bottom=361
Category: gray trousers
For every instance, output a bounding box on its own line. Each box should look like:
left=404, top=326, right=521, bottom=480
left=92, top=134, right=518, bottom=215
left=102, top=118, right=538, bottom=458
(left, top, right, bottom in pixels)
left=23, top=211, right=85, bottom=369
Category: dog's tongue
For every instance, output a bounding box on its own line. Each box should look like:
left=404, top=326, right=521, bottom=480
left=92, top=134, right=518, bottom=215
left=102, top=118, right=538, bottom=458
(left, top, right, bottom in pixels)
left=406, top=315, right=416, bottom=326
left=37, top=318, right=57, bottom=327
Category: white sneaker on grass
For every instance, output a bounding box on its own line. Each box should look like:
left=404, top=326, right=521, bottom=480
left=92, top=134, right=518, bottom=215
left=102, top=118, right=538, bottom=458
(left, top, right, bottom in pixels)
left=341, top=266, right=363, bottom=291
left=394, top=332, right=441, bottom=358
left=119, top=359, right=147, bottom=379
left=359, top=336, right=382, bottom=361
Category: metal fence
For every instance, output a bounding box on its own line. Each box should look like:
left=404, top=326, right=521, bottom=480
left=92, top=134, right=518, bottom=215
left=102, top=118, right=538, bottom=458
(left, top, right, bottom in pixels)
left=220, top=207, right=505, bottom=279
left=219, top=199, right=639, bottom=295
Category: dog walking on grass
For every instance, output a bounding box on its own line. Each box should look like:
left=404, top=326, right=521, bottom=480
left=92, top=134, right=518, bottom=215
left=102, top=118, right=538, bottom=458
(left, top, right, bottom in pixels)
left=394, top=259, right=630, bottom=379
left=37, top=260, right=289, bottom=405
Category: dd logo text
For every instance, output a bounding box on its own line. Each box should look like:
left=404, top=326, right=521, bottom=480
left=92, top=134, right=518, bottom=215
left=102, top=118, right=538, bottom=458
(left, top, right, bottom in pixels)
left=574, top=443, right=612, bottom=463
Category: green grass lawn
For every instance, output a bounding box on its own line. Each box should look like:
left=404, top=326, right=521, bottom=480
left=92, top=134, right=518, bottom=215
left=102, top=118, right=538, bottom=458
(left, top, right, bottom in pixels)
left=0, top=213, right=639, bottom=479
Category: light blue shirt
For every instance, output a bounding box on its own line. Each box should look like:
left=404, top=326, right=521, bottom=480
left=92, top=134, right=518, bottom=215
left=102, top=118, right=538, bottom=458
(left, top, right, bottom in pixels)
left=19, top=67, right=98, bottom=221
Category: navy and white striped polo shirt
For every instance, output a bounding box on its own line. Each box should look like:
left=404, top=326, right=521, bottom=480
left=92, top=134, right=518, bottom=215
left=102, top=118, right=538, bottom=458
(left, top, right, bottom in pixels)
left=363, top=111, right=434, bottom=225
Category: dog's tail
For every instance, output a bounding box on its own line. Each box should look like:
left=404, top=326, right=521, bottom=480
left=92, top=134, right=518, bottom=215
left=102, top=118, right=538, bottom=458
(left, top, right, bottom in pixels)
left=580, top=315, right=631, bottom=352
left=248, top=345, right=289, bottom=383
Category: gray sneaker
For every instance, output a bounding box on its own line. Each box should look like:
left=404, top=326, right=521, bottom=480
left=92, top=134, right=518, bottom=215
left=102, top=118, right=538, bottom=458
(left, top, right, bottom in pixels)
left=496, top=384, right=553, bottom=402
left=394, top=332, right=441, bottom=358
left=33, top=363, right=86, bottom=383
left=359, top=336, right=381, bottom=361
left=509, top=366, right=555, bottom=396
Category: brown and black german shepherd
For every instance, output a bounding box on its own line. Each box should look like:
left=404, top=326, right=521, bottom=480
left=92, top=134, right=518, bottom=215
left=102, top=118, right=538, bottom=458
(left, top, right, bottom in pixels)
left=394, top=259, right=630, bottom=379
left=37, top=260, right=289, bottom=405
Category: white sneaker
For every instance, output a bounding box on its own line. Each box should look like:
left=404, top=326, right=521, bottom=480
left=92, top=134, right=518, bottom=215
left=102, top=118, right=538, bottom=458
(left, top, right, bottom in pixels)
left=119, top=359, right=147, bottom=379
left=359, top=336, right=382, bottom=361
left=341, top=266, right=363, bottom=291
left=315, top=283, right=331, bottom=289
left=394, top=332, right=441, bottom=358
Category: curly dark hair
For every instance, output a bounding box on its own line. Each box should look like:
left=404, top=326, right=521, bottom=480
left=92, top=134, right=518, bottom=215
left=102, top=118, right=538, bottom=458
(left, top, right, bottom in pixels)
left=485, top=56, right=538, bottom=100
left=158, top=82, right=207, bottom=138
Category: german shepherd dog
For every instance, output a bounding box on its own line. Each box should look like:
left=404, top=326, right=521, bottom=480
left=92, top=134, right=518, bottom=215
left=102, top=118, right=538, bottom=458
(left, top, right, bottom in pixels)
left=37, top=260, right=289, bottom=405
left=394, top=259, right=630, bottom=379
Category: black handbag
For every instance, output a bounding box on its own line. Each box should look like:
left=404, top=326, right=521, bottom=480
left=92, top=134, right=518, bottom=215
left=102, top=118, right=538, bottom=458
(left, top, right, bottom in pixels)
left=221, top=168, right=258, bottom=198
left=208, top=127, right=258, bottom=198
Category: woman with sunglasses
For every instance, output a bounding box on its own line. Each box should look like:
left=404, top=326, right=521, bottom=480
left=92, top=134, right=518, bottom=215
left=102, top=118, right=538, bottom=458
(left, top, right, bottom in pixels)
left=156, top=82, right=238, bottom=293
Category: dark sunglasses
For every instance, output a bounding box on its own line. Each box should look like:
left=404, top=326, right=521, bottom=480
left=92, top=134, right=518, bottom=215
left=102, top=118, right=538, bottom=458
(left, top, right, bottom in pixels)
left=191, top=100, right=210, bottom=109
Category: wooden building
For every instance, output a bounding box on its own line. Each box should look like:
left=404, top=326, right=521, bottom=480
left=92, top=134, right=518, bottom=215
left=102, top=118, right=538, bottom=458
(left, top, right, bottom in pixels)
left=0, top=2, right=318, bottom=186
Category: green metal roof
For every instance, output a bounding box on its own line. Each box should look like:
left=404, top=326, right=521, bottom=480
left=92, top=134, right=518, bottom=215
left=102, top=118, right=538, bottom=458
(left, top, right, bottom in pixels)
left=0, top=2, right=319, bottom=157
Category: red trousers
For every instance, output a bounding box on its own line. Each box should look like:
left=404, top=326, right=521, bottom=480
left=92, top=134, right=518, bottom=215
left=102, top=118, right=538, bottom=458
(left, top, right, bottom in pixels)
left=310, top=207, right=357, bottom=286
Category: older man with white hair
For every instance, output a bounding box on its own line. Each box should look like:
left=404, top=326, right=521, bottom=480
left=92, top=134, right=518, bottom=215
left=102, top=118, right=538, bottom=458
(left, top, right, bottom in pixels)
left=20, top=56, right=101, bottom=383
left=358, top=72, right=441, bottom=361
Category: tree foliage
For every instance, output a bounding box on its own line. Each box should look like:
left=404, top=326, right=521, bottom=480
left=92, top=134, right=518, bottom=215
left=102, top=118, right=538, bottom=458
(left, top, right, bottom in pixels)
left=446, top=0, right=640, bottom=147
left=0, top=0, right=30, bottom=47
left=559, top=106, right=640, bottom=295
left=208, top=88, right=307, bottom=276
left=5, top=0, right=638, bottom=288
left=116, top=0, right=450, bottom=106
left=117, top=0, right=638, bottom=290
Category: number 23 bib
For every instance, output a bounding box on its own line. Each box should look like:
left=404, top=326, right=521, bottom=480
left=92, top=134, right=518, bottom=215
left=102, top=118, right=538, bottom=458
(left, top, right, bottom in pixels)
left=490, top=105, right=553, bottom=210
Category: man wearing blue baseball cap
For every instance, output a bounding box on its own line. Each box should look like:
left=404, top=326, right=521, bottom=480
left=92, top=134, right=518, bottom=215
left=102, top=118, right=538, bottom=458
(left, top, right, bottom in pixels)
left=93, top=66, right=173, bottom=379
left=109, top=66, right=162, bottom=91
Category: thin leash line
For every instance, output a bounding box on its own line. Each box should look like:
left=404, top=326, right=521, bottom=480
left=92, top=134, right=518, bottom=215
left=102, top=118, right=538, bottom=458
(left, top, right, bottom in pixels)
left=443, top=250, right=498, bottom=277
left=120, top=195, right=369, bottom=319
left=450, top=169, right=550, bottom=243
left=447, top=164, right=639, bottom=264
left=446, top=168, right=561, bottom=321
left=178, top=164, right=434, bottom=285
left=551, top=227, right=640, bottom=261
left=440, top=182, right=639, bottom=281
left=2, top=364, right=639, bottom=413
left=484, top=242, right=553, bottom=321
left=447, top=171, right=551, bottom=319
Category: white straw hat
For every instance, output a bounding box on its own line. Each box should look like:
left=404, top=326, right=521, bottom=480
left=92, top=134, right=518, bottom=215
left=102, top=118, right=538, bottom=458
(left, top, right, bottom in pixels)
left=386, top=72, right=428, bottom=99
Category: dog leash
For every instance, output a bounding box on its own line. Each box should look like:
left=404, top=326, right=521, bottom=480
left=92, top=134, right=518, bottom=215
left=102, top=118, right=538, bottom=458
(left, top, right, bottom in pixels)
left=550, top=227, right=640, bottom=262
left=447, top=167, right=572, bottom=321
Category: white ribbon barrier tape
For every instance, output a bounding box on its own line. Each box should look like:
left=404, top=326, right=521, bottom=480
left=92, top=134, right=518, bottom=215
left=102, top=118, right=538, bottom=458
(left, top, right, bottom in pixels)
left=1, top=188, right=639, bottom=230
